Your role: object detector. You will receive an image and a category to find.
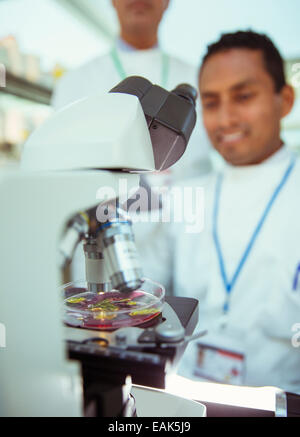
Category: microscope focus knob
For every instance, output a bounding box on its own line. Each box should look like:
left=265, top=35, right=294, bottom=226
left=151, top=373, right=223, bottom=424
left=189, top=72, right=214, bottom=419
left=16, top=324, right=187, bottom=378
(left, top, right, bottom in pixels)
left=155, top=323, right=185, bottom=344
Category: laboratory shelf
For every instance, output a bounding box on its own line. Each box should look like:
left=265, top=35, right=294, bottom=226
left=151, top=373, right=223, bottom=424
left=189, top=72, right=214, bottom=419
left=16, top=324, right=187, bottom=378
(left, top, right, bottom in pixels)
left=0, top=71, right=52, bottom=106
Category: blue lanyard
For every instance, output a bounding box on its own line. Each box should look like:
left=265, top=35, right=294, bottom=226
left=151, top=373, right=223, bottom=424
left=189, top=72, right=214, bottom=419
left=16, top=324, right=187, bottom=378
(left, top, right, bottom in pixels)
left=110, top=46, right=170, bottom=89
left=213, top=156, right=296, bottom=314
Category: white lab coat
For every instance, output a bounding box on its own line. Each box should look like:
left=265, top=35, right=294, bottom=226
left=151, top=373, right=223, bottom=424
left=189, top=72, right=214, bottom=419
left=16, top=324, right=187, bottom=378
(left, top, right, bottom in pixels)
left=52, top=45, right=212, bottom=282
left=156, top=145, right=300, bottom=393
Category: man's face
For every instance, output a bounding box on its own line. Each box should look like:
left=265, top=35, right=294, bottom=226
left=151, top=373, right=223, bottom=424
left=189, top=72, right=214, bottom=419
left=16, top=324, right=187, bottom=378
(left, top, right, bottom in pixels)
left=112, top=0, right=169, bottom=32
left=199, top=48, right=292, bottom=166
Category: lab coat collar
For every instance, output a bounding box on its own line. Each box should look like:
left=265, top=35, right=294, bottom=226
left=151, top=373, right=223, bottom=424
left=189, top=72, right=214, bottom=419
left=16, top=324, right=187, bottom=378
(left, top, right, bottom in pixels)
left=221, top=144, right=293, bottom=179
left=116, top=37, right=159, bottom=53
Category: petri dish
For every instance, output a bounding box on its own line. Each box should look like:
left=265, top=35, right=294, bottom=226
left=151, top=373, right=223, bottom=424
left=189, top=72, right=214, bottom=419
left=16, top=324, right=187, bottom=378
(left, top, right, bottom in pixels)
left=62, top=278, right=165, bottom=331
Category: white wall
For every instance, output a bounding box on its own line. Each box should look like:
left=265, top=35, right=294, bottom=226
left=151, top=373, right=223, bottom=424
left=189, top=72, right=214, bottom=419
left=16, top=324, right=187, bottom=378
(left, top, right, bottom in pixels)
left=0, top=0, right=299, bottom=148
left=1, top=0, right=300, bottom=69
left=160, top=0, right=300, bottom=66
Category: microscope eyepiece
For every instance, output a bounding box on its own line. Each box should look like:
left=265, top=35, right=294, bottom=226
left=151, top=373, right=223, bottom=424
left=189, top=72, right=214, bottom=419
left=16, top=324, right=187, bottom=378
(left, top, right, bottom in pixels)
left=172, top=84, right=198, bottom=106
left=110, top=76, right=197, bottom=171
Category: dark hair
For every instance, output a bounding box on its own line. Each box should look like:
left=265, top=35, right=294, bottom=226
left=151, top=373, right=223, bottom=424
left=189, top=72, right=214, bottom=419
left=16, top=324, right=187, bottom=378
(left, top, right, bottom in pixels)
left=200, top=30, right=286, bottom=92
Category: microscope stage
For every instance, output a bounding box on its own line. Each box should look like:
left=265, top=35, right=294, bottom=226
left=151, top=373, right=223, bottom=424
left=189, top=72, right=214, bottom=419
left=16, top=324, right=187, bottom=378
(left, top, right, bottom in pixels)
left=64, top=296, right=198, bottom=389
left=64, top=289, right=163, bottom=330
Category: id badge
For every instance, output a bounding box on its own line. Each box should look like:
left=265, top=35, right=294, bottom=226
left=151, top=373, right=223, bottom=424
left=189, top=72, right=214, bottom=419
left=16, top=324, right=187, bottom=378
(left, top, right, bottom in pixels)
left=194, top=337, right=245, bottom=385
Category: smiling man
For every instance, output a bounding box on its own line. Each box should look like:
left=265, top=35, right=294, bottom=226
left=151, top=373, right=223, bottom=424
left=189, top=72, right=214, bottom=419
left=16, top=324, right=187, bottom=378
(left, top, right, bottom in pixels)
left=168, top=31, right=300, bottom=393
left=199, top=32, right=293, bottom=166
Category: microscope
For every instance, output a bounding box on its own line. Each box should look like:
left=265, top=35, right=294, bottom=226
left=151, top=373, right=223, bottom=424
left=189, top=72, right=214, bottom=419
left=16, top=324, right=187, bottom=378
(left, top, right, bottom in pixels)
left=0, top=77, right=205, bottom=417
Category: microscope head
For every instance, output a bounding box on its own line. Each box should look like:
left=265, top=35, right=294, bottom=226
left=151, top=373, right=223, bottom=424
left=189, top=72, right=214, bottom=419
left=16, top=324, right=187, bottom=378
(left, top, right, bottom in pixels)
left=21, top=76, right=198, bottom=295
left=21, top=91, right=156, bottom=172
left=22, top=76, right=197, bottom=174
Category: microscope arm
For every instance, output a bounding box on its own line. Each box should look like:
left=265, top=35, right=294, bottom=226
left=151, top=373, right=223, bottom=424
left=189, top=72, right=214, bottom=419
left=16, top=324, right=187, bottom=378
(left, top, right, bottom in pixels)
left=58, top=212, right=89, bottom=270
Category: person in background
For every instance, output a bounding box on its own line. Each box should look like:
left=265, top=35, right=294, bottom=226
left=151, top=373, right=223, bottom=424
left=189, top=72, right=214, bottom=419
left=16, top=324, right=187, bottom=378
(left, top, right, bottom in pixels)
left=165, top=30, right=300, bottom=393
left=52, top=0, right=212, bottom=284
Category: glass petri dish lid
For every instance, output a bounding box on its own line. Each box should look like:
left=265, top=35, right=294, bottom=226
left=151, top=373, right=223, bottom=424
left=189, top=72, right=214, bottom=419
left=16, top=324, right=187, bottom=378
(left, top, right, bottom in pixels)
left=62, top=278, right=165, bottom=331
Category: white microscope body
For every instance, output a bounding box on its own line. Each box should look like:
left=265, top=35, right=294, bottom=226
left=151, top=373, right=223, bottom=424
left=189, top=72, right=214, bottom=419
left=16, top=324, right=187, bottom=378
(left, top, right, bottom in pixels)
left=0, top=78, right=205, bottom=417
left=0, top=91, right=154, bottom=416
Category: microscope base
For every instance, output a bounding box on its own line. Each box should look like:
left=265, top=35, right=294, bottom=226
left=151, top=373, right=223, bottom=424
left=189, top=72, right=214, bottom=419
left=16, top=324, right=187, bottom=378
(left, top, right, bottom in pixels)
left=66, top=296, right=199, bottom=417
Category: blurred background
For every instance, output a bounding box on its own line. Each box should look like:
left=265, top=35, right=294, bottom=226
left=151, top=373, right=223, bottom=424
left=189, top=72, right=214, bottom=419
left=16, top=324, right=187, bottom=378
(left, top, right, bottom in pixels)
left=0, top=0, right=299, bottom=167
